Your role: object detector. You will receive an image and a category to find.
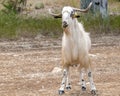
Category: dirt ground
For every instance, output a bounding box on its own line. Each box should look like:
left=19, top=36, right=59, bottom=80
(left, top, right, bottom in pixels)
left=0, top=34, right=120, bottom=96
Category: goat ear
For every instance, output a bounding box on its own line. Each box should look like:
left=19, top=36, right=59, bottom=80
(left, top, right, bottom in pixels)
left=71, top=12, right=80, bottom=18
left=53, top=15, right=62, bottom=18
left=75, top=14, right=80, bottom=18
left=74, top=12, right=80, bottom=18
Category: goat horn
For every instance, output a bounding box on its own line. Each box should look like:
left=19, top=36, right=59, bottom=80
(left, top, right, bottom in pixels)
left=48, top=9, right=62, bottom=18
left=73, top=2, right=93, bottom=13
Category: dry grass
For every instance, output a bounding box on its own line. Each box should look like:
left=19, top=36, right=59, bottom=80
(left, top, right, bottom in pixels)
left=0, top=0, right=119, bottom=13
left=27, top=0, right=79, bottom=9
left=108, top=0, right=120, bottom=13
left=27, top=0, right=120, bottom=14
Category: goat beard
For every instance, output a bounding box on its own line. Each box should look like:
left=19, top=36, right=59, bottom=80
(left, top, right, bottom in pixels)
left=63, top=27, right=70, bottom=35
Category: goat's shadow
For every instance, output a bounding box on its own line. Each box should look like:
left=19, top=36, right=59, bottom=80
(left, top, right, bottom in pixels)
left=70, top=91, right=99, bottom=96
left=62, top=89, right=99, bottom=96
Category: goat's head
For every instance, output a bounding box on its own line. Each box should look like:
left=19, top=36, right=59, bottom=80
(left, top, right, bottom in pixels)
left=49, top=2, right=92, bottom=29
left=61, top=7, right=78, bottom=28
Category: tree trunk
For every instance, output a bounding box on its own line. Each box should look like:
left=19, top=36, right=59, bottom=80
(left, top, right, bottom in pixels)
left=80, top=0, right=108, bottom=18
left=80, top=0, right=93, bottom=12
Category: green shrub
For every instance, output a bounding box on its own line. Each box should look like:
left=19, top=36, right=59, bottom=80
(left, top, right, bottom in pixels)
left=79, top=14, right=120, bottom=34
left=35, top=2, right=44, bottom=9
left=0, top=12, right=62, bottom=39
left=0, top=11, right=119, bottom=40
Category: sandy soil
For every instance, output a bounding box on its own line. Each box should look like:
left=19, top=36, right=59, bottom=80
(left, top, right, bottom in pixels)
left=0, top=35, right=120, bottom=96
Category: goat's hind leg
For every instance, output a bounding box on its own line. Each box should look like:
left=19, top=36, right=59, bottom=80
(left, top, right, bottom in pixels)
left=87, top=68, right=96, bottom=95
left=85, top=56, right=96, bottom=95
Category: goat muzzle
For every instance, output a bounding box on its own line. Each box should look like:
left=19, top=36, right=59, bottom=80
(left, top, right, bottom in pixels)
left=62, top=21, right=68, bottom=28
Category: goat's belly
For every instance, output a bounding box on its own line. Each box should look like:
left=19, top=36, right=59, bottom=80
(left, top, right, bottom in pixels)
left=64, top=56, right=80, bottom=66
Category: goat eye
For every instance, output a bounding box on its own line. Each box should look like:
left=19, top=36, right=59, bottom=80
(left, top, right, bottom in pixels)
left=71, top=11, right=74, bottom=14
left=70, top=11, right=74, bottom=17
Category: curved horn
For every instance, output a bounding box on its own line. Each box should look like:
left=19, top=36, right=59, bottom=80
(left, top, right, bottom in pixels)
left=73, top=2, right=93, bottom=13
left=48, top=9, right=62, bottom=18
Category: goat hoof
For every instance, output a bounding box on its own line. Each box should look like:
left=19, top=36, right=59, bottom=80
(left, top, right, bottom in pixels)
left=91, top=90, right=96, bottom=95
left=59, top=90, right=65, bottom=95
left=66, top=86, right=71, bottom=90
left=82, top=86, right=86, bottom=91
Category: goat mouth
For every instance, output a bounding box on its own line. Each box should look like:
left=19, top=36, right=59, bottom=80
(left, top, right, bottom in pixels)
left=62, top=24, right=68, bottom=28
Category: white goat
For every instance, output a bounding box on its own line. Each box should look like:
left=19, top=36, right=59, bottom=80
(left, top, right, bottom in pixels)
left=49, top=2, right=96, bottom=95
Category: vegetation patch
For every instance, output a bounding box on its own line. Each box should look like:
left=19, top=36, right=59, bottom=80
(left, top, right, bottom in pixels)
left=79, top=13, right=120, bottom=34
left=0, top=0, right=119, bottom=39
left=0, top=12, right=62, bottom=39
left=35, top=2, right=44, bottom=9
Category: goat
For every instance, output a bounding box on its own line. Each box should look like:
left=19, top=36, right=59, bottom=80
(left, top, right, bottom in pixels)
left=49, top=2, right=96, bottom=95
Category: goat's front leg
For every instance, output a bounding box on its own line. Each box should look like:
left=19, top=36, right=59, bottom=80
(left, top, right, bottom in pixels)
left=80, top=70, right=86, bottom=91
left=59, top=67, right=69, bottom=95
left=66, top=67, right=71, bottom=90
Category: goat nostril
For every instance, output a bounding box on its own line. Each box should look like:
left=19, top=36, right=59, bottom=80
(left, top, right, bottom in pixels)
left=62, top=21, right=68, bottom=28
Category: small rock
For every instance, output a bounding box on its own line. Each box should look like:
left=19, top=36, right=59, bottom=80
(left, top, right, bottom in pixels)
left=52, top=67, right=62, bottom=74
left=89, top=54, right=97, bottom=57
